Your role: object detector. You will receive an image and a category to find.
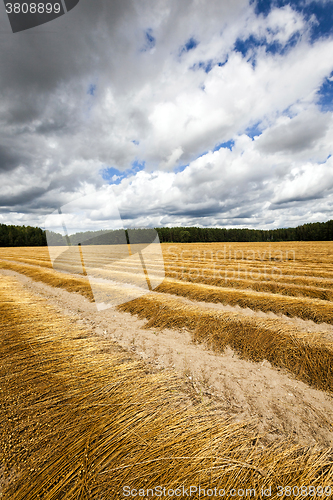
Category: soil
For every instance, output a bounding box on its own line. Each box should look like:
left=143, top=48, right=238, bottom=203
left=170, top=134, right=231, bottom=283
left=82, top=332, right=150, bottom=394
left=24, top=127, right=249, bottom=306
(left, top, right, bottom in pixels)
left=1, top=267, right=333, bottom=449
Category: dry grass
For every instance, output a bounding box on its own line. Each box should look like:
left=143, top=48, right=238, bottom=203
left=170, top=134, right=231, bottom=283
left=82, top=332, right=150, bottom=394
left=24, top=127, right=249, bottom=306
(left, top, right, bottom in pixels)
left=156, top=279, right=333, bottom=324
left=118, top=293, right=333, bottom=393
left=0, top=256, right=53, bottom=268
left=0, top=260, right=94, bottom=301
left=162, top=241, right=333, bottom=277
left=162, top=241, right=333, bottom=264
left=0, top=247, right=51, bottom=265
left=2, top=256, right=333, bottom=324
left=164, top=264, right=333, bottom=301
left=1, top=274, right=333, bottom=499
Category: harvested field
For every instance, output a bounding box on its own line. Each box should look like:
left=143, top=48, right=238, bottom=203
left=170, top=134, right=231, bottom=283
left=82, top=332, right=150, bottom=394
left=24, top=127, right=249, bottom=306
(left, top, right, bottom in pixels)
left=162, top=242, right=333, bottom=299
left=1, top=243, right=333, bottom=389
left=1, top=242, right=333, bottom=496
left=2, top=274, right=333, bottom=498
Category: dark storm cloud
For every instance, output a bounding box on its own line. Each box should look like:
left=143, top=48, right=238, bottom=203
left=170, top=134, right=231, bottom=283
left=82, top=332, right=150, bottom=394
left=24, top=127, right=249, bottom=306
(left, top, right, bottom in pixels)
left=270, top=193, right=324, bottom=208
left=0, top=186, right=47, bottom=207
left=0, top=0, right=134, bottom=92
left=121, top=203, right=223, bottom=220
left=0, top=0, right=141, bottom=145
left=0, top=143, right=23, bottom=172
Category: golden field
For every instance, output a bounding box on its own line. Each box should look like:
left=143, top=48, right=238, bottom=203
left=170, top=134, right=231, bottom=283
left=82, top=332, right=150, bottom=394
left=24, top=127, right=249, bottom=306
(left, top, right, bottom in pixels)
left=1, top=242, right=333, bottom=390
left=1, top=242, right=333, bottom=498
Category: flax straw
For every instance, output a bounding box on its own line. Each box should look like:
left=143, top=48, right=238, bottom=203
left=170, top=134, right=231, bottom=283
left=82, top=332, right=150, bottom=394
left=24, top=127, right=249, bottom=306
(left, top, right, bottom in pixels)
left=1, top=275, right=332, bottom=499
left=156, top=279, right=333, bottom=324
left=119, top=293, right=333, bottom=393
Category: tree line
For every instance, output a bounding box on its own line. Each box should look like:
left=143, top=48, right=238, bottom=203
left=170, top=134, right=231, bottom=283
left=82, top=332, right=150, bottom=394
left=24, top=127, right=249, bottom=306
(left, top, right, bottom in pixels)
left=0, top=219, right=332, bottom=246
left=155, top=220, right=333, bottom=243
left=0, top=224, right=47, bottom=247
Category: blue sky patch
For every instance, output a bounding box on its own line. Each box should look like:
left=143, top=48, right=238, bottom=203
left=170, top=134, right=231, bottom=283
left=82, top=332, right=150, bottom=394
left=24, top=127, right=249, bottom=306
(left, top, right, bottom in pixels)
left=180, top=37, right=199, bottom=56
left=213, top=140, right=234, bottom=151
left=217, top=58, right=228, bottom=67
left=101, top=160, right=145, bottom=185
left=245, top=122, right=262, bottom=139
left=305, top=1, right=333, bottom=42
left=234, top=35, right=260, bottom=57
left=252, top=0, right=273, bottom=17
left=316, top=73, right=333, bottom=111
left=234, top=37, right=257, bottom=67
left=191, top=59, right=214, bottom=73
left=131, top=159, right=145, bottom=171
left=234, top=31, right=301, bottom=60
left=174, top=164, right=188, bottom=173
left=143, top=29, right=156, bottom=50
left=191, top=58, right=228, bottom=73
left=87, top=84, right=96, bottom=96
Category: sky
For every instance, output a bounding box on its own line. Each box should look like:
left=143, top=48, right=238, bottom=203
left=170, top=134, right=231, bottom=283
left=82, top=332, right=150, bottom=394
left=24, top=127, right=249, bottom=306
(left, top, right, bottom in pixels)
left=1, top=0, right=333, bottom=232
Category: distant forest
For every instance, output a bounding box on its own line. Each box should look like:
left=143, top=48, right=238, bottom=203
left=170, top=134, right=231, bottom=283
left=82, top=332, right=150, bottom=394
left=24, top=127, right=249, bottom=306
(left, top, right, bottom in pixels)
left=0, top=219, right=333, bottom=246
left=0, top=224, right=47, bottom=247
left=156, top=220, right=333, bottom=243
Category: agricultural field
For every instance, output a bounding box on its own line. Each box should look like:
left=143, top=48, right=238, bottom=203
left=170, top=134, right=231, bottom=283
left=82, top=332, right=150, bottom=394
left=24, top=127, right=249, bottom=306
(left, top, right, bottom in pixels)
left=1, top=241, right=333, bottom=498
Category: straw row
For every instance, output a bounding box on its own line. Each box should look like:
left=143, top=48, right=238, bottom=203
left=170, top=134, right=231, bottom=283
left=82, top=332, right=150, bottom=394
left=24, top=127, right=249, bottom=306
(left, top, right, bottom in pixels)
left=0, top=260, right=94, bottom=301
left=163, top=261, right=333, bottom=288
left=167, top=270, right=333, bottom=301
left=118, top=293, right=333, bottom=393
left=155, top=279, right=333, bottom=324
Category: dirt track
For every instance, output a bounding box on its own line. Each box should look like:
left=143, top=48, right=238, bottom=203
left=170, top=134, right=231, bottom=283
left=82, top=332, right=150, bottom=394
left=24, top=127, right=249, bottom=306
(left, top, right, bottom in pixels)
left=2, top=267, right=333, bottom=449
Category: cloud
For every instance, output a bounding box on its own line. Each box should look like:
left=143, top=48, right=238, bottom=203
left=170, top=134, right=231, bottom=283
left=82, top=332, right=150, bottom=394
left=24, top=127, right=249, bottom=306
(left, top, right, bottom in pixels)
left=255, top=109, right=332, bottom=154
left=0, top=144, right=25, bottom=173
left=271, top=158, right=333, bottom=205
left=1, top=0, right=333, bottom=230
